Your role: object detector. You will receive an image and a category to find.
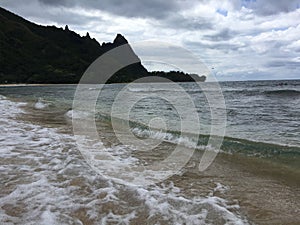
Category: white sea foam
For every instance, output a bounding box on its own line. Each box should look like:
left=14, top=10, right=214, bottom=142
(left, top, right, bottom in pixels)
left=127, top=86, right=180, bottom=93
left=127, top=87, right=164, bottom=93
left=135, top=182, right=248, bottom=225
left=0, top=94, right=7, bottom=100
left=0, top=96, right=249, bottom=224
left=64, top=109, right=74, bottom=118
left=126, top=86, right=203, bottom=94
left=64, top=109, right=93, bottom=120
left=131, top=127, right=203, bottom=150
left=34, top=98, right=49, bottom=109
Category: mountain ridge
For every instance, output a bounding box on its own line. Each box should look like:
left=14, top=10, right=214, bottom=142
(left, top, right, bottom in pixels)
left=0, top=7, right=206, bottom=84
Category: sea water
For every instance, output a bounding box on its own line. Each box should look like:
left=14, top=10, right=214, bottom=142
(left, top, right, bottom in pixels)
left=0, top=80, right=299, bottom=224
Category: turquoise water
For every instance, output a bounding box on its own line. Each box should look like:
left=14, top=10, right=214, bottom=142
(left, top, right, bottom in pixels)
left=1, top=80, right=299, bottom=146
left=0, top=80, right=299, bottom=224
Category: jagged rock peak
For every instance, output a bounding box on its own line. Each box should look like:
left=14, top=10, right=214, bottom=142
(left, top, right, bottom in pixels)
left=113, top=33, right=128, bottom=45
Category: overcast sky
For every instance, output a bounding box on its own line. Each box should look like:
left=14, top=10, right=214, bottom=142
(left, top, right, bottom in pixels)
left=1, top=0, right=299, bottom=81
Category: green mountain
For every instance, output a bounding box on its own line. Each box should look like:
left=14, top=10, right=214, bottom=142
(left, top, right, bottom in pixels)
left=0, top=7, right=205, bottom=84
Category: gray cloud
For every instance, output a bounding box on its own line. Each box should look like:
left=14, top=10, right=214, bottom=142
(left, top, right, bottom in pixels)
left=183, top=39, right=244, bottom=53
left=0, top=0, right=101, bottom=26
left=266, top=60, right=300, bottom=68
left=203, top=29, right=237, bottom=42
left=35, top=10, right=101, bottom=26
left=37, top=0, right=181, bottom=19
left=242, top=0, right=300, bottom=16
left=165, top=14, right=214, bottom=31
left=39, top=0, right=67, bottom=5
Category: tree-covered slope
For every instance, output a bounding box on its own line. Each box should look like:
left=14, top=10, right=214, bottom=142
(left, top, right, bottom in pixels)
left=0, top=7, right=205, bottom=84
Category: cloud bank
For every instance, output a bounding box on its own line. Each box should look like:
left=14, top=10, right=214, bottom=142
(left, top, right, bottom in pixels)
left=0, top=0, right=299, bottom=80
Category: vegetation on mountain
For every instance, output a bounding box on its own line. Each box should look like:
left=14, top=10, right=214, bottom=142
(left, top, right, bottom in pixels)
left=0, top=7, right=205, bottom=84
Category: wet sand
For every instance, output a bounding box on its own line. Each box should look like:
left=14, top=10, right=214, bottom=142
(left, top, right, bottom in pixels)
left=0, top=96, right=298, bottom=224
left=18, top=103, right=300, bottom=224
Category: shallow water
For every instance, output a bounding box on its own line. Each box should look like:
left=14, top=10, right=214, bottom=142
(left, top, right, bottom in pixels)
left=0, top=80, right=299, bottom=224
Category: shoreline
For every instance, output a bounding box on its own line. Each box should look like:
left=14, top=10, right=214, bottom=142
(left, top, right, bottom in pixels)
left=0, top=81, right=299, bottom=224
left=0, top=79, right=299, bottom=87
left=0, top=83, right=77, bottom=87
left=0, top=81, right=204, bottom=87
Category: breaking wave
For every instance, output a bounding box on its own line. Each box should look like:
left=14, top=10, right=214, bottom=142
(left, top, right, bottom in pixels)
left=0, top=95, right=250, bottom=224
left=263, top=89, right=300, bottom=96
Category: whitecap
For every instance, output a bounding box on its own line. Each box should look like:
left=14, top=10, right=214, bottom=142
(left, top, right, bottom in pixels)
left=0, top=94, right=7, bottom=100
left=64, top=109, right=91, bottom=119
left=0, top=97, right=250, bottom=225
left=34, top=98, right=49, bottom=109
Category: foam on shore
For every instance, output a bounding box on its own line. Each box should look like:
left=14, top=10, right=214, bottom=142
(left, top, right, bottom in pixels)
left=0, top=95, right=249, bottom=224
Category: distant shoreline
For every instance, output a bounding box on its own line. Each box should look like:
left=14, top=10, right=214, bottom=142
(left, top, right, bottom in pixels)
left=0, top=84, right=77, bottom=87
left=0, top=79, right=299, bottom=87
left=0, top=81, right=205, bottom=87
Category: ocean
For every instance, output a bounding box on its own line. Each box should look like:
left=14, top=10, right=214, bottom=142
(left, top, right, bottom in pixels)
left=0, top=79, right=299, bottom=224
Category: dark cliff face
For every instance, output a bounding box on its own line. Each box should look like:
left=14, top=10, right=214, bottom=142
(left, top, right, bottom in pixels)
left=113, top=34, right=128, bottom=46
left=0, top=7, right=205, bottom=84
left=0, top=7, right=147, bottom=84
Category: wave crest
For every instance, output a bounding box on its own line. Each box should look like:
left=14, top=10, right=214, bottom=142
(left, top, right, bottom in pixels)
left=264, top=89, right=300, bottom=96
